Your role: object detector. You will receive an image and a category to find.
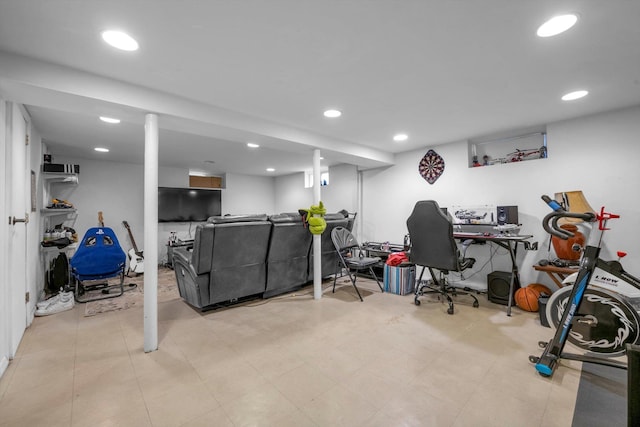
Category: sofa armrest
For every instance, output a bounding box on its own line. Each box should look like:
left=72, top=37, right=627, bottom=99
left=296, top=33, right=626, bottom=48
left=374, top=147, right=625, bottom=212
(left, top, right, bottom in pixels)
left=172, top=247, right=209, bottom=309
left=172, top=246, right=193, bottom=269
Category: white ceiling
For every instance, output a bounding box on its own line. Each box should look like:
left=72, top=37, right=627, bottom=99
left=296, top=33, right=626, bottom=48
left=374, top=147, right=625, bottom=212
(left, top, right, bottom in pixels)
left=0, top=1, right=639, bottom=176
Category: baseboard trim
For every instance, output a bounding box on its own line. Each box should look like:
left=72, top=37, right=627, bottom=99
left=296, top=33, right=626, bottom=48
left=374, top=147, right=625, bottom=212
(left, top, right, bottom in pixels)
left=0, top=356, right=9, bottom=380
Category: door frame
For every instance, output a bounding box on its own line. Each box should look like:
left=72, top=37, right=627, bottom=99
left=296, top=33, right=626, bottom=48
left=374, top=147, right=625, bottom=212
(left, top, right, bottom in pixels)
left=3, top=101, right=30, bottom=359
left=0, top=99, right=9, bottom=375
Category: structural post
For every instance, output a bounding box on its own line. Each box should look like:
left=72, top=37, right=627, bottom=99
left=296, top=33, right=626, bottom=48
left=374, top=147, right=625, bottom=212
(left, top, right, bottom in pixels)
left=313, top=149, right=322, bottom=300
left=143, top=113, right=159, bottom=353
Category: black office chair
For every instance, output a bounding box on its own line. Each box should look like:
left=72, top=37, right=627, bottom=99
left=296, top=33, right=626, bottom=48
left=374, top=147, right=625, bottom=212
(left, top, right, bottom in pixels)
left=406, top=200, right=479, bottom=314
left=331, top=226, right=384, bottom=301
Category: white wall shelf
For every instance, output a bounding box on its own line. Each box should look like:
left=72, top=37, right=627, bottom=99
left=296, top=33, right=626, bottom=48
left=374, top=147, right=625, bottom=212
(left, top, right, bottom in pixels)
left=40, top=242, right=78, bottom=254
left=468, top=130, right=547, bottom=168
left=40, top=208, right=77, bottom=216
left=42, top=171, right=79, bottom=184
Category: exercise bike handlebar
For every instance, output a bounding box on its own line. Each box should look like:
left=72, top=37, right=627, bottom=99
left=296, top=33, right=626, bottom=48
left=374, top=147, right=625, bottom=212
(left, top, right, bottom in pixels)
left=541, top=195, right=597, bottom=240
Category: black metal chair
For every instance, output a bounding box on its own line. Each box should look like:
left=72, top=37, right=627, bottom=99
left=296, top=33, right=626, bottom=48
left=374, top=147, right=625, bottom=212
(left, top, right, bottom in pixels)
left=406, top=200, right=479, bottom=314
left=331, top=226, right=384, bottom=301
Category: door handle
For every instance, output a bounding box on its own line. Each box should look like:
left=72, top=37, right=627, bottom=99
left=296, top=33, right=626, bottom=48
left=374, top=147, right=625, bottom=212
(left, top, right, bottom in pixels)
left=10, top=214, right=29, bottom=225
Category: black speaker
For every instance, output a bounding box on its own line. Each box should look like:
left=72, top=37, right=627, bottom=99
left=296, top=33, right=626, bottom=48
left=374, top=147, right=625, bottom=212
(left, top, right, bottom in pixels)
left=487, top=271, right=519, bottom=305
left=496, top=205, right=518, bottom=225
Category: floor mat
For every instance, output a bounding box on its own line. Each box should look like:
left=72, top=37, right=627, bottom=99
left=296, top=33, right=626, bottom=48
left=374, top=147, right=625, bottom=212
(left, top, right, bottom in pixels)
left=572, top=362, right=626, bottom=427
left=83, top=267, right=179, bottom=316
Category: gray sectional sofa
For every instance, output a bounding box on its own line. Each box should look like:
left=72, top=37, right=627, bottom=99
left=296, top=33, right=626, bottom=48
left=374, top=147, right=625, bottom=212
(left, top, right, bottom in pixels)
left=172, top=211, right=352, bottom=310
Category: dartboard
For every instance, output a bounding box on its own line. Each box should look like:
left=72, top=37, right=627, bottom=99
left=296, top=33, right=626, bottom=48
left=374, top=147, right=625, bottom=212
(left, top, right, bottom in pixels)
left=419, top=149, right=445, bottom=184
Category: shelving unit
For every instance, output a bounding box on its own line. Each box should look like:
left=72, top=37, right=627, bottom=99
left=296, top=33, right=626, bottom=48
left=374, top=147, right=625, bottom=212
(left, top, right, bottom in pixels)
left=41, top=171, right=79, bottom=234
left=40, top=171, right=79, bottom=293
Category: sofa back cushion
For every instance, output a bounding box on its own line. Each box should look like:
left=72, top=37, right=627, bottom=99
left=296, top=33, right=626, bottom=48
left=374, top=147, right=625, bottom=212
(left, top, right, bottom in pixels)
left=267, top=213, right=312, bottom=262
left=208, top=217, right=272, bottom=304
left=265, top=213, right=313, bottom=294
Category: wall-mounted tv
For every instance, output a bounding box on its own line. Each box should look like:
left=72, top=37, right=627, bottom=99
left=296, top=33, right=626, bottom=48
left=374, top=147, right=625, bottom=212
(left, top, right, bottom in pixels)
left=158, top=187, right=222, bottom=223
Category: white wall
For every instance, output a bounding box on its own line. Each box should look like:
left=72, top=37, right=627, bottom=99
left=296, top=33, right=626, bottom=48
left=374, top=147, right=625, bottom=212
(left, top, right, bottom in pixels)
left=320, top=164, right=359, bottom=214
left=27, top=104, right=640, bottom=293
left=44, top=156, right=356, bottom=275
left=3, top=101, right=640, bottom=382
left=273, top=164, right=359, bottom=214
left=51, top=157, right=277, bottom=266
left=223, top=173, right=275, bottom=215
left=361, top=105, right=640, bottom=290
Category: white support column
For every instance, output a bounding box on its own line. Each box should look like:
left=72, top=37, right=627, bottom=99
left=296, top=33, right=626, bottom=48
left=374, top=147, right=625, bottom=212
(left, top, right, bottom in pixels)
left=313, top=149, right=322, bottom=300
left=143, top=113, right=158, bottom=353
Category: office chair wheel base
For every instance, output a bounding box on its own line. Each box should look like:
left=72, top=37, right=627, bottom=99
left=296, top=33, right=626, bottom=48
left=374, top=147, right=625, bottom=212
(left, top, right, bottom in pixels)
left=414, top=298, right=421, bottom=306
left=447, top=306, right=454, bottom=315
left=472, top=301, right=479, bottom=308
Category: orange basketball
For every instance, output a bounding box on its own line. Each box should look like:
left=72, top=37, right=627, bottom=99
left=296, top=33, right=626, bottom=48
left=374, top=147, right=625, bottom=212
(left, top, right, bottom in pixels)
left=528, top=283, right=552, bottom=297
left=515, top=287, right=540, bottom=312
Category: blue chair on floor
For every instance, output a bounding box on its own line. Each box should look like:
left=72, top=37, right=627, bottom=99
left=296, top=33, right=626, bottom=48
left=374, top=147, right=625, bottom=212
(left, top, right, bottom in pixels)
left=70, top=227, right=129, bottom=303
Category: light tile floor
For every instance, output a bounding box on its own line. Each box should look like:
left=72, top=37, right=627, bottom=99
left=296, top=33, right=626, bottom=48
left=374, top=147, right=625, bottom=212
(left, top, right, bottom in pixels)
left=0, top=277, right=584, bottom=427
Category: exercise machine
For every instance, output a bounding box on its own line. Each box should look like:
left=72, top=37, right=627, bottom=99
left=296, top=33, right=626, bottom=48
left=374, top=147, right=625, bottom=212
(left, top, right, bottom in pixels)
left=530, top=195, right=640, bottom=377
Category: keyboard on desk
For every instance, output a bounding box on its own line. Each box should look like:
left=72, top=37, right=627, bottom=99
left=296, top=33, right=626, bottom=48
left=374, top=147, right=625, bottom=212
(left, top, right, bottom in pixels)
left=454, top=232, right=531, bottom=240
left=454, top=232, right=493, bottom=238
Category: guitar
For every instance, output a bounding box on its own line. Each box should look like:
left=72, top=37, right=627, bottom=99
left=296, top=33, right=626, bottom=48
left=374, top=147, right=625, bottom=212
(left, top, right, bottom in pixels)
left=122, top=221, right=144, bottom=275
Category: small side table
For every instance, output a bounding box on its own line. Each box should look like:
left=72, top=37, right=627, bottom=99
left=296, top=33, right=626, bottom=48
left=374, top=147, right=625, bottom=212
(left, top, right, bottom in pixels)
left=361, top=242, right=406, bottom=280
left=533, top=264, right=579, bottom=288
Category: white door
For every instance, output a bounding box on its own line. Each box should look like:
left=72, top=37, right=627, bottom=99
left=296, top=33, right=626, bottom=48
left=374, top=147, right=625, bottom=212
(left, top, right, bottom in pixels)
left=6, top=102, right=29, bottom=357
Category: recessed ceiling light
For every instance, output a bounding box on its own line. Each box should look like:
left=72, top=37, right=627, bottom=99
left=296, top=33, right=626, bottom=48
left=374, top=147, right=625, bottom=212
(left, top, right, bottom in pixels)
left=99, top=116, right=121, bottom=124
left=266, top=168, right=275, bottom=172
left=393, top=133, right=408, bottom=142
left=537, top=14, right=578, bottom=37
left=101, top=30, right=139, bottom=51
left=94, top=147, right=110, bottom=153
left=323, top=109, right=342, bottom=118
left=247, top=143, right=260, bottom=148
left=561, top=90, right=588, bottom=101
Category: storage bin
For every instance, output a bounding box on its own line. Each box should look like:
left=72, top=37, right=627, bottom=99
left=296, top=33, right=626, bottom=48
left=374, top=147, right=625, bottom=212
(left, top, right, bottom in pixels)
left=383, top=264, right=415, bottom=295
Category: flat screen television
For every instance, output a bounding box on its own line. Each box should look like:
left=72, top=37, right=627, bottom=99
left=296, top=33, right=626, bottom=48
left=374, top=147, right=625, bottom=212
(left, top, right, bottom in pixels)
left=158, top=187, right=222, bottom=222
